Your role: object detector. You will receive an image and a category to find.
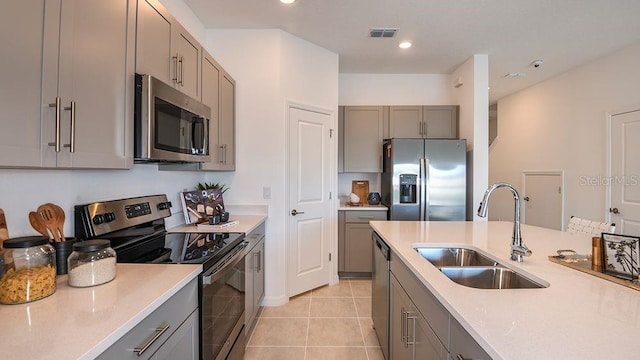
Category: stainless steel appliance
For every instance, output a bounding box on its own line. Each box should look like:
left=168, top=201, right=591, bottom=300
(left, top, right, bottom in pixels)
left=372, top=231, right=390, bottom=359
left=381, top=138, right=467, bottom=220
left=74, top=194, right=246, bottom=360
left=134, top=74, right=211, bottom=163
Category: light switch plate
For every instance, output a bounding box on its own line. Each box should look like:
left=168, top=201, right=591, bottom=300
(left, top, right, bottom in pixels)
left=263, top=186, right=272, bottom=199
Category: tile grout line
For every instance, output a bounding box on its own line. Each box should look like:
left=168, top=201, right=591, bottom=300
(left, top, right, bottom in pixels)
left=304, top=286, right=313, bottom=360
left=351, top=280, right=371, bottom=360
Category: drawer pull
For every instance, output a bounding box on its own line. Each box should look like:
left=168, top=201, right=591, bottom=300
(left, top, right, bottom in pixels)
left=133, top=323, right=170, bottom=356
left=456, top=354, right=472, bottom=360
left=358, top=216, right=375, bottom=220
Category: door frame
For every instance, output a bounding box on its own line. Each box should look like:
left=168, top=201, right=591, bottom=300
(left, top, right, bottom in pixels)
left=285, top=101, right=338, bottom=296
left=521, top=170, right=564, bottom=229
left=606, top=107, right=640, bottom=226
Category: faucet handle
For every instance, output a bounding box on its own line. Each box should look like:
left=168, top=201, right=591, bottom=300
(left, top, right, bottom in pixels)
left=511, top=244, right=532, bottom=262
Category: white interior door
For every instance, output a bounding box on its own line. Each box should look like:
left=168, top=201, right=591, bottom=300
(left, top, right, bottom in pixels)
left=522, top=172, right=563, bottom=230
left=288, top=106, right=332, bottom=297
left=610, top=110, right=640, bottom=236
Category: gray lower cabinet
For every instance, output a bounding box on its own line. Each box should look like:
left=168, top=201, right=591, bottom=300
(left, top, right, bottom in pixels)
left=391, top=275, right=448, bottom=360
left=97, top=278, right=199, bottom=360
left=449, top=317, right=491, bottom=360
left=338, top=210, right=387, bottom=276
left=390, top=250, right=493, bottom=360
left=245, top=223, right=266, bottom=337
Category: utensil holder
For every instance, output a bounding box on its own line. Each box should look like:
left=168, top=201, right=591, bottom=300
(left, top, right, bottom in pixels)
left=54, top=238, right=75, bottom=276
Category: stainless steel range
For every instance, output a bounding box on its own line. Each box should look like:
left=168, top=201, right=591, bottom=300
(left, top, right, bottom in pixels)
left=74, top=194, right=247, bottom=360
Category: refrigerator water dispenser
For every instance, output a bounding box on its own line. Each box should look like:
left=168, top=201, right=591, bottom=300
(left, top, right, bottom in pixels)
left=399, top=174, right=417, bottom=203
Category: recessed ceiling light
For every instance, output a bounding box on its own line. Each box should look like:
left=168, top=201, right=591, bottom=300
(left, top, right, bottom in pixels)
left=280, top=0, right=295, bottom=4
left=398, top=41, right=412, bottom=49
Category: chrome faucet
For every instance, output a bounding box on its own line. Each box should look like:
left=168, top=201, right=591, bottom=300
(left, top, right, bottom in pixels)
left=477, top=182, right=532, bottom=262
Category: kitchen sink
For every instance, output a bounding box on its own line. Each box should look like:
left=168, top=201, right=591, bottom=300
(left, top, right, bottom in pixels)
left=439, top=266, right=547, bottom=289
left=414, top=246, right=548, bottom=289
left=415, top=247, right=500, bottom=267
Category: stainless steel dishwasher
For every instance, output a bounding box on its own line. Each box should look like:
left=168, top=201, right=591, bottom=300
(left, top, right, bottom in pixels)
left=372, top=231, right=390, bottom=359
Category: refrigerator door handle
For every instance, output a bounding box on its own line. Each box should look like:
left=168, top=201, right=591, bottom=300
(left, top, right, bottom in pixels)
left=420, top=158, right=428, bottom=220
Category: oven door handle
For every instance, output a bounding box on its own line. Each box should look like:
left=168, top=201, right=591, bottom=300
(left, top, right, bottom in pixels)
left=202, top=241, right=248, bottom=285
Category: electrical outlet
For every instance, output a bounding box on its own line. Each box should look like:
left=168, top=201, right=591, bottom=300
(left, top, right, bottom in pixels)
left=263, top=186, right=272, bottom=199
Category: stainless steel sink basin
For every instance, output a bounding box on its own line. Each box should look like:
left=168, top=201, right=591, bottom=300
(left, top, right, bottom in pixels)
left=439, top=266, right=547, bottom=289
left=415, top=247, right=500, bottom=267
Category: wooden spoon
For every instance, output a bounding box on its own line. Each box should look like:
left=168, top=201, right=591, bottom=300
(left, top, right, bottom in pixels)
left=37, top=204, right=62, bottom=243
left=47, top=203, right=66, bottom=241
left=29, top=211, right=50, bottom=239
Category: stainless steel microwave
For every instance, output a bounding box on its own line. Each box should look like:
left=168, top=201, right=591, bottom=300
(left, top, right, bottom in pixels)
left=134, top=74, right=211, bottom=163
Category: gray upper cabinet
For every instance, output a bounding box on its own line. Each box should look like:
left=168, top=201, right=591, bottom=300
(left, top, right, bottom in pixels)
left=423, top=106, right=458, bottom=139
left=218, top=71, right=236, bottom=170
left=200, top=61, right=236, bottom=171
left=389, top=106, right=423, bottom=139
left=136, top=0, right=201, bottom=100
left=0, top=0, right=134, bottom=169
left=389, top=105, right=458, bottom=139
left=343, top=106, right=385, bottom=173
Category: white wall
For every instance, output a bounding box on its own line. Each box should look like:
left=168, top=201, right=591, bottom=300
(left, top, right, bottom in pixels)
left=205, top=29, right=339, bottom=305
left=451, top=55, right=489, bottom=221
left=339, top=74, right=452, bottom=105
left=490, top=42, right=640, bottom=224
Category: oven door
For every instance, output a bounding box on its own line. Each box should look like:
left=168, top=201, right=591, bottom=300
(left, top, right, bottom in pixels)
left=200, top=241, right=247, bottom=360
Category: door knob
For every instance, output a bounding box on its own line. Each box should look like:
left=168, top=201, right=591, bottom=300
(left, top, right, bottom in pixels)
left=523, top=196, right=530, bottom=202
left=291, top=209, right=305, bottom=216
left=609, top=207, right=620, bottom=215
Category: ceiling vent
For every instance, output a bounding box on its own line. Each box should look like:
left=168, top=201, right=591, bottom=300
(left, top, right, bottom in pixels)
left=369, top=28, right=398, bottom=38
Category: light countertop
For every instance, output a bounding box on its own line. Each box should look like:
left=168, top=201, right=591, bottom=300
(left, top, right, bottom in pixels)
left=338, top=203, right=388, bottom=211
left=0, top=263, right=202, bottom=360
left=168, top=214, right=267, bottom=234
left=370, top=221, right=639, bottom=360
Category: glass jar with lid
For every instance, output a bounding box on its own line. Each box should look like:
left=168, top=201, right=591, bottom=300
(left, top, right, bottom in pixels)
left=0, top=236, right=57, bottom=304
left=68, top=239, right=117, bottom=287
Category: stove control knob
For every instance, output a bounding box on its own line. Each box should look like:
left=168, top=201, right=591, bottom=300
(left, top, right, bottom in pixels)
left=93, top=214, right=105, bottom=225
left=158, top=201, right=172, bottom=210
left=104, top=212, right=116, bottom=223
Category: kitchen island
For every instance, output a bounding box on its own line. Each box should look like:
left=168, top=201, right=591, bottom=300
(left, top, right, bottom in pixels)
left=371, top=221, right=639, bottom=360
left=0, top=263, right=201, bottom=360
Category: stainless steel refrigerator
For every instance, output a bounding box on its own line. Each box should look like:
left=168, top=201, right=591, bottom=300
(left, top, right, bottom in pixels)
left=381, top=138, right=467, bottom=220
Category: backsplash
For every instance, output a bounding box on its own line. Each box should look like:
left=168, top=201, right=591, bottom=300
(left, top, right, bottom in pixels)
left=0, top=165, right=206, bottom=238
left=338, top=172, right=381, bottom=203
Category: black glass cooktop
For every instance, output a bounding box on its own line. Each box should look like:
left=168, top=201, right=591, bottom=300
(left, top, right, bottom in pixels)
left=116, top=231, right=245, bottom=270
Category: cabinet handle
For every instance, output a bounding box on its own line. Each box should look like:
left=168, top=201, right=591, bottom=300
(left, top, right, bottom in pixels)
left=418, top=120, right=422, bottom=135
left=172, top=54, right=179, bottom=83
left=48, top=97, right=61, bottom=152
left=133, top=323, right=170, bottom=356
left=401, top=307, right=407, bottom=348
left=254, top=251, right=261, bottom=272
left=358, top=216, right=374, bottom=220
left=224, top=144, right=228, bottom=164
left=422, top=121, right=427, bottom=136
left=456, top=355, right=472, bottom=360
left=406, top=312, right=417, bottom=347
left=63, top=101, right=76, bottom=152
left=218, top=145, right=224, bottom=164
left=179, top=56, right=184, bottom=86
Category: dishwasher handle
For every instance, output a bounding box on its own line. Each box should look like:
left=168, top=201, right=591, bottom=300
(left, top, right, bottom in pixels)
left=373, top=232, right=390, bottom=260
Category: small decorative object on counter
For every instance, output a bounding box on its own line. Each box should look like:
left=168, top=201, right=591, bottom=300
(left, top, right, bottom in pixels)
left=592, top=236, right=602, bottom=269
left=601, top=232, right=639, bottom=281
left=0, top=236, right=56, bottom=304
left=68, top=239, right=116, bottom=287
left=367, top=192, right=381, bottom=205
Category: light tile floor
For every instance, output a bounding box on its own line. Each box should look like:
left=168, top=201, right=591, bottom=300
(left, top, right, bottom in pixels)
left=245, top=279, right=383, bottom=360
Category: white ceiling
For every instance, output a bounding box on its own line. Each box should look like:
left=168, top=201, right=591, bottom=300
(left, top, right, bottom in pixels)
left=184, top=0, right=640, bottom=103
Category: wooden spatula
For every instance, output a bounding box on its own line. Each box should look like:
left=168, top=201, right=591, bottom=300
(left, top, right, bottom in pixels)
left=29, top=211, right=50, bottom=240
left=37, top=204, right=62, bottom=243
left=47, top=203, right=66, bottom=240
left=0, top=208, right=9, bottom=248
